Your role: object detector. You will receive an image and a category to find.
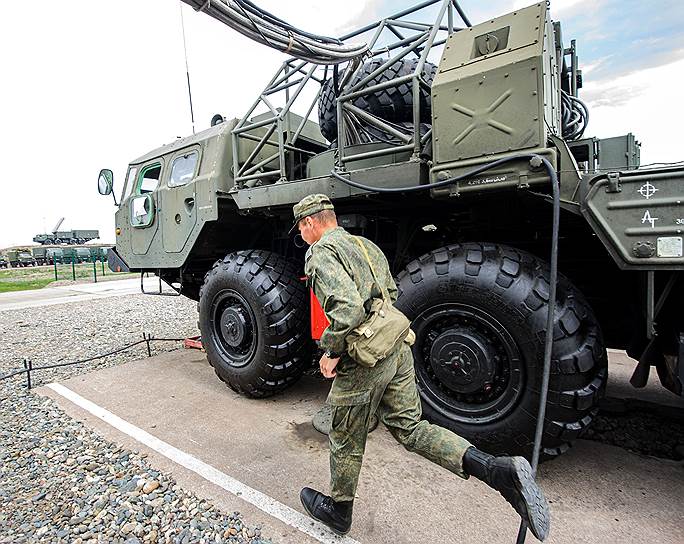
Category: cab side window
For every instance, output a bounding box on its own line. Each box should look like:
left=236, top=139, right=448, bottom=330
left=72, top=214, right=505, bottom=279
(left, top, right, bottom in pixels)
left=169, top=152, right=199, bottom=187
left=138, top=164, right=162, bottom=194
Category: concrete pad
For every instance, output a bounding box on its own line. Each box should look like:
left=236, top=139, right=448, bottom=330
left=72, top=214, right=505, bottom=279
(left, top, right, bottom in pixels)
left=0, top=276, right=174, bottom=311
left=39, top=351, right=684, bottom=544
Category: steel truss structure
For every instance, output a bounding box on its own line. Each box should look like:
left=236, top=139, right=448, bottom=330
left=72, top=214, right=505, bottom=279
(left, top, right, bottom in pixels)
left=231, top=0, right=472, bottom=189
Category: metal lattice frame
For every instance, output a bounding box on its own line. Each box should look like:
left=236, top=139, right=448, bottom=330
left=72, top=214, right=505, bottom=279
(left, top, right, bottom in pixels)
left=231, top=0, right=471, bottom=189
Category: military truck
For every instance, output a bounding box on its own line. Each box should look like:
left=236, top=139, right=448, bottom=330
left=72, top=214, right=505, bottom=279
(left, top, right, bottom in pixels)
left=33, top=218, right=100, bottom=245
left=89, top=246, right=111, bottom=262
left=7, top=249, right=36, bottom=267
left=60, top=247, right=78, bottom=264
left=32, top=247, right=49, bottom=266
left=97, top=1, right=683, bottom=459
left=46, top=248, right=64, bottom=265
left=0, top=255, right=8, bottom=269
left=76, top=247, right=92, bottom=263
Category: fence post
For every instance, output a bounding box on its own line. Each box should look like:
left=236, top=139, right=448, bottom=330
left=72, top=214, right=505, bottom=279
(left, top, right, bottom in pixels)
left=102, top=259, right=105, bottom=276
left=93, top=258, right=97, bottom=283
left=144, top=333, right=152, bottom=357
left=53, top=260, right=58, bottom=281
left=71, top=256, right=76, bottom=281
left=23, top=358, right=32, bottom=389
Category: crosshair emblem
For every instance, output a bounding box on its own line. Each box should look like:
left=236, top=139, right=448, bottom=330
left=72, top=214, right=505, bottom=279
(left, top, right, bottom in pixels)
left=638, top=182, right=658, bottom=199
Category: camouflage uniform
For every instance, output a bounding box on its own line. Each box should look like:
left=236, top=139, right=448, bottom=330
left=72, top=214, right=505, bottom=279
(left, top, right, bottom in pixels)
left=305, top=225, right=473, bottom=503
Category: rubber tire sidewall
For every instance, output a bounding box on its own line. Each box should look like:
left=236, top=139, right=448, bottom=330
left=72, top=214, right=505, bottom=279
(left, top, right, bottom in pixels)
left=198, top=251, right=310, bottom=398
left=395, top=243, right=607, bottom=458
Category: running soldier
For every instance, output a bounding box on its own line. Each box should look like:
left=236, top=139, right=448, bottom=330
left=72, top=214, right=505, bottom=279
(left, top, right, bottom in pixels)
left=294, top=194, right=550, bottom=541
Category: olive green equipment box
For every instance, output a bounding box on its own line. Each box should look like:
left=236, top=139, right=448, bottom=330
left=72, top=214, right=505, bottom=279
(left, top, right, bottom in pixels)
left=97, top=1, right=682, bottom=459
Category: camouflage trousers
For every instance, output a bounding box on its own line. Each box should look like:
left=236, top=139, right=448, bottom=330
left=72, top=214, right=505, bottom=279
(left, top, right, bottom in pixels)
left=328, top=344, right=473, bottom=502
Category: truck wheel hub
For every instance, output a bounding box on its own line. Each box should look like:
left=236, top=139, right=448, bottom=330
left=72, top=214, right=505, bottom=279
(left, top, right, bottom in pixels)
left=414, top=304, right=524, bottom=423
left=211, top=290, right=258, bottom=366
left=429, top=329, right=496, bottom=394
left=220, top=307, right=248, bottom=346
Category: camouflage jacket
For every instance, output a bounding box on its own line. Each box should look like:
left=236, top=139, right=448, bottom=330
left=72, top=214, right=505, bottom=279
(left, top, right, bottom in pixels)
left=305, top=227, right=398, bottom=355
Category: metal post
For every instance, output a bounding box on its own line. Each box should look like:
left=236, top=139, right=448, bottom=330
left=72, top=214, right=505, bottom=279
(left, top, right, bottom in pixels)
left=144, top=333, right=152, bottom=357
left=93, top=258, right=97, bottom=283
left=570, top=39, right=578, bottom=97
left=102, top=259, right=105, bottom=276
left=53, top=260, right=58, bottom=281
left=71, top=256, right=76, bottom=281
left=23, top=358, right=32, bottom=389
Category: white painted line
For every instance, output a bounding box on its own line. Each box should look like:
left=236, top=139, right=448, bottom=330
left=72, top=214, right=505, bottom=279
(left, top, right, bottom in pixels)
left=46, top=382, right=360, bottom=544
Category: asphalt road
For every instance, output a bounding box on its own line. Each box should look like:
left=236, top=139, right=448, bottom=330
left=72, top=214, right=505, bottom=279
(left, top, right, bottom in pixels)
left=0, top=277, right=175, bottom=312
left=40, top=349, right=684, bottom=544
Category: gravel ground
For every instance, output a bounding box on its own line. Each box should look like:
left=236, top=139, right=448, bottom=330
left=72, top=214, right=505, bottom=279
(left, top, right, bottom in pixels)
left=2, top=286, right=681, bottom=541
left=0, top=293, right=272, bottom=543
left=584, top=405, right=684, bottom=461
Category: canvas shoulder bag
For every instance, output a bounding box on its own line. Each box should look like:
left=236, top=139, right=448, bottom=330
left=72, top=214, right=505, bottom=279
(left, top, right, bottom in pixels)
left=345, top=237, right=413, bottom=367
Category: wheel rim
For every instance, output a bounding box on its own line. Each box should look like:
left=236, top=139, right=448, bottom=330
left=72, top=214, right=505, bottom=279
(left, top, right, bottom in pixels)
left=412, top=303, right=525, bottom=424
left=210, top=289, right=257, bottom=367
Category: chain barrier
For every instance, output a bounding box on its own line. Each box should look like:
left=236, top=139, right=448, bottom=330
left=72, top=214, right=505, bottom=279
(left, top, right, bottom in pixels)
left=0, top=333, right=187, bottom=390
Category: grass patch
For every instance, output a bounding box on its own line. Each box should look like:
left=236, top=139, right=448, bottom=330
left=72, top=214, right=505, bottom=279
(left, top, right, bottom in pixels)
left=0, top=278, right=55, bottom=293
left=0, top=263, right=136, bottom=293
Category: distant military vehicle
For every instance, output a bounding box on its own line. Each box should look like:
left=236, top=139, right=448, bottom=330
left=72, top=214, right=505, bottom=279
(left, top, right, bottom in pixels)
left=33, top=217, right=99, bottom=245
left=8, top=249, right=36, bottom=267
left=46, top=248, right=64, bottom=265
left=76, top=247, right=92, bottom=263
left=60, top=247, right=77, bottom=264
left=97, top=1, right=683, bottom=459
left=0, top=255, right=8, bottom=269
left=88, top=246, right=111, bottom=262
left=31, top=247, right=49, bottom=266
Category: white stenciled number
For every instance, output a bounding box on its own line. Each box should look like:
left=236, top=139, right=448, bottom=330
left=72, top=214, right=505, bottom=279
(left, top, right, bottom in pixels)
left=676, top=219, right=684, bottom=225
left=641, top=210, right=659, bottom=228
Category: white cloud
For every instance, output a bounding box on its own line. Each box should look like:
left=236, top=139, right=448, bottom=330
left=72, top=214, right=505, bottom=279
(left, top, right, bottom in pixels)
left=512, top=0, right=601, bottom=18
left=0, top=1, right=680, bottom=250
left=582, top=57, right=684, bottom=164
left=0, top=0, right=381, bottom=249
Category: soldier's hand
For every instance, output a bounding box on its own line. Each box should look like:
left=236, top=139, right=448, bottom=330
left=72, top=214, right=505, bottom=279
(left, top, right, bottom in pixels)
left=319, top=354, right=340, bottom=378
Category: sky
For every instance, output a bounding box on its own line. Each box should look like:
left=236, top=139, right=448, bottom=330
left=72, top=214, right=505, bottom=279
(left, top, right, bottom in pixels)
left=0, top=0, right=682, bottom=248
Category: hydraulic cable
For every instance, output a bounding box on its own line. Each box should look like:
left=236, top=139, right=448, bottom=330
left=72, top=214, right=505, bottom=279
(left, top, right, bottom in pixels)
left=331, top=154, right=560, bottom=542
left=561, top=90, right=589, bottom=140
left=180, top=0, right=368, bottom=64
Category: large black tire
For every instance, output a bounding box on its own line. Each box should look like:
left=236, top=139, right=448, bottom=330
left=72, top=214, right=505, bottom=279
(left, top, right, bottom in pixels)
left=318, top=57, right=437, bottom=142
left=395, top=243, right=608, bottom=459
left=198, top=250, right=311, bottom=398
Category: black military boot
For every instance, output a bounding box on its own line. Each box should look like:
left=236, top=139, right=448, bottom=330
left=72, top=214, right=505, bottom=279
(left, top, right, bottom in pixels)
left=463, top=447, right=550, bottom=541
left=300, top=487, right=353, bottom=535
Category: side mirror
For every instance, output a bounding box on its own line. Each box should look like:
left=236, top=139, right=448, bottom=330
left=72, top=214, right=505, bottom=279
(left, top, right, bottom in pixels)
left=98, top=169, right=114, bottom=195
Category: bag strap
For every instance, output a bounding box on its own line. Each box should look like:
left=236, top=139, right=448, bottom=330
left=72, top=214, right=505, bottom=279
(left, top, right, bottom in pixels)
left=353, top=236, right=389, bottom=302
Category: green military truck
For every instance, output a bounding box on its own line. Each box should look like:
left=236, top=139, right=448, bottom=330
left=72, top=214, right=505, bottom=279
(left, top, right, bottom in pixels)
left=60, top=247, right=78, bottom=264
left=88, top=246, right=111, bottom=262
left=32, top=247, right=49, bottom=266
left=76, top=247, right=92, bottom=263
left=7, top=249, right=36, bottom=268
left=97, top=1, right=682, bottom=458
left=46, top=248, right=64, bottom=265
